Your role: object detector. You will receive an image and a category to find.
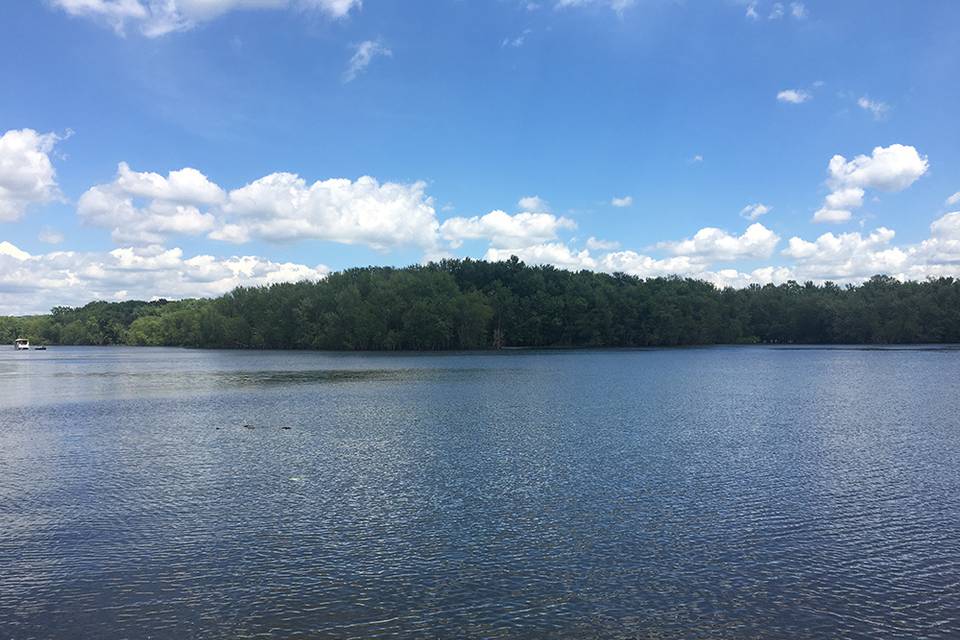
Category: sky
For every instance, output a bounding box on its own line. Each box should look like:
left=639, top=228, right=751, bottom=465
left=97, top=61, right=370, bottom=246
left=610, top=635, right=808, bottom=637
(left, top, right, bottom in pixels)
left=1, top=0, right=959, bottom=314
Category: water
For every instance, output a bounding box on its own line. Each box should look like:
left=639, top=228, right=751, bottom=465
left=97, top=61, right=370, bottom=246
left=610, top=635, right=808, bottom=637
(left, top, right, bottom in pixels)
left=1, top=346, right=959, bottom=639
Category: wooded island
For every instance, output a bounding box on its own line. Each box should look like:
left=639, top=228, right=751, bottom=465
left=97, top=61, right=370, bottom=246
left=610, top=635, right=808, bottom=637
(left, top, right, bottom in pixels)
left=4, top=258, right=960, bottom=349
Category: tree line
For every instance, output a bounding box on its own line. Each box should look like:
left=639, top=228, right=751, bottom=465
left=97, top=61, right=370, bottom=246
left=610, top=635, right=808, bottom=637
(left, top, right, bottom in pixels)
left=4, top=257, right=960, bottom=349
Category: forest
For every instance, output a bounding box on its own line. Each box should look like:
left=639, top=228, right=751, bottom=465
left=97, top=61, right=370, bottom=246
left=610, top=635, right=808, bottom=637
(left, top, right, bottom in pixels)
left=4, top=257, right=960, bottom=349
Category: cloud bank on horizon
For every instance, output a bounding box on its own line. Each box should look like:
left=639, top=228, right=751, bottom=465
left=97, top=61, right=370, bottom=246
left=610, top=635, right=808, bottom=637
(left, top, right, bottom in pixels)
left=2, top=1, right=960, bottom=314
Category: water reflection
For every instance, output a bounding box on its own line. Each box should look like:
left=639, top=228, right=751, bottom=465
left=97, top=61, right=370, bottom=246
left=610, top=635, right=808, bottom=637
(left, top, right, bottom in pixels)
left=1, top=346, right=959, bottom=638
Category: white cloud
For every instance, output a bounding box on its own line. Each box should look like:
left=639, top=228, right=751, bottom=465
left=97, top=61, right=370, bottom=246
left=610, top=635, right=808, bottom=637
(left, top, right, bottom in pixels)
left=812, top=208, right=853, bottom=224
left=485, top=242, right=596, bottom=271
left=812, top=187, right=864, bottom=223
left=38, top=227, right=65, bottom=245
left=586, top=236, right=619, bottom=251
left=440, top=210, right=575, bottom=249
left=518, top=195, right=549, bottom=212
left=218, top=173, right=439, bottom=250
left=483, top=223, right=786, bottom=285
left=745, top=2, right=806, bottom=23
left=659, top=223, right=780, bottom=261
left=814, top=144, right=928, bottom=224
left=343, top=40, right=392, bottom=83
left=777, top=89, right=811, bottom=104
left=78, top=162, right=223, bottom=244
left=502, top=29, right=532, bottom=48
left=781, top=227, right=910, bottom=280
left=740, top=203, right=771, bottom=220
left=611, top=195, right=633, bottom=208
left=300, top=0, right=359, bottom=17
left=857, top=96, right=890, bottom=120
left=0, top=129, right=63, bottom=222
left=912, top=212, right=960, bottom=267
left=598, top=250, right=703, bottom=278
left=357, top=204, right=960, bottom=286
left=947, top=192, right=960, bottom=206
left=0, top=241, right=328, bottom=315
left=554, top=0, right=636, bottom=14
left=824, top=187, right=865, bottom=210
left=828, top=144, right=928, bottom=192
left=112, top=162, right=225, bottom=204
left=77, top=163, right=444, bottom=252
left=598, top=250, right=792, bottom=288
left=51, top=0, right=360, bottom=37
left=702, top=266, right=795, bottom=289
left=690, top=154, right=704, bottom=163
left=51, top=0, right=148, bottom=34
left=0, top=240, right=31, bottom=262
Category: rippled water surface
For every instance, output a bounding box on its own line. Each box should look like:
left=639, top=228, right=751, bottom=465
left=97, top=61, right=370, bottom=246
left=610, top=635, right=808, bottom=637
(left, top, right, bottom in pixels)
left=2, top=346, right=959, bottom=639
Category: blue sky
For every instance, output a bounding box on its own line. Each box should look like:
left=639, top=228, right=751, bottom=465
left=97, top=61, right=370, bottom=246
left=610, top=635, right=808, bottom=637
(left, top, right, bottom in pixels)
left=1, top=0, right=959, bottom=313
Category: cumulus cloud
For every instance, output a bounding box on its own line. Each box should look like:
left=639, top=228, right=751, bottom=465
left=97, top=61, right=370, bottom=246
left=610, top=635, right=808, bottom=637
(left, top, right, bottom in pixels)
left=824, top=187, right=865, bottom=210
left=485, top=242, right=596, bottom=271
left=481, top=222, right=788, bottom=287
left=51, top=0, right=360, bottom=37
left=814, top=144, right=928, bottom=224
left=782, top=227, right=909, bottom=280
left=813, top=187, right=865, bottom=223
left=518, top=195, right=549, bottom=212
left=78, top=162, right=223, bottom=244
left=440, top=210, right=575, bottom=249
left=577, top=213, right=960, bottom=286
left=829, top=144, right=928, bottom=192
left=218, top=173, right=439, bottom=250
left=599, top=250, right=703, bottom=278
left=585, top=247, right=792, bottom=288
left=811, top=208, right=852, bottom=224
left=76, top=163, right=446, bottom=252
left=858, top=96, right=890, bottom=120
left=659, top=223, right=780, bottom=261
left=0, top=241, right=31, bottom=262
left=586, top=237, right=619, bottom=251
left=0, top=129, right=63, bottom=222
left=478, top=220, right=796, bottom=288
left=702, top=266, right=795, bottom=289
left=790, top=2, right=807, bottom=18
left=740, top=203, right=771, bottom=220
left=782, top=212, right=960, bottom=282
left=777, top=89, right=811, bottom=104
left=611, top=195, right=633, bottom=208
left=0, top=241, right=328, bottom=315
left=343, top=40, right=392, bottom=83
left=912, top=212, right=960, bottom=268
left=947, top=192, right=960, bottom=207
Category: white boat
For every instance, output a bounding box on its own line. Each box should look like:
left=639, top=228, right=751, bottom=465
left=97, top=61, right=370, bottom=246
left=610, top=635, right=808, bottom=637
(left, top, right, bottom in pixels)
left=14, top=338, right=29, bottom=350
